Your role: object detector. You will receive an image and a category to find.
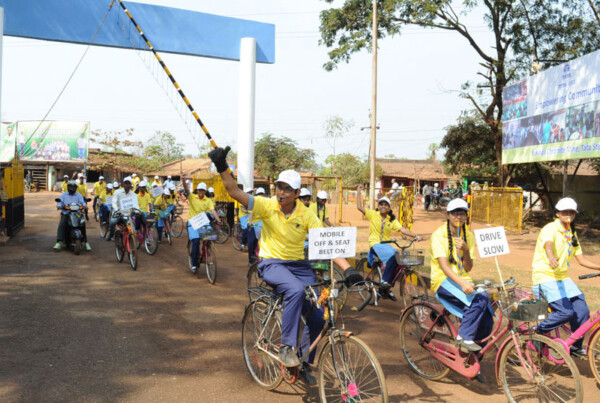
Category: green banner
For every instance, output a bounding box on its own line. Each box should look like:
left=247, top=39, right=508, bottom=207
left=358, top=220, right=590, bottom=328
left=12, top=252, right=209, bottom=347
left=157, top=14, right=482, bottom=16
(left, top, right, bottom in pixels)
left=0, top=123, right=16, bottom=162
left=17, top=121, right=89, bottom=162
left=502, top=137, right=600, bottom=164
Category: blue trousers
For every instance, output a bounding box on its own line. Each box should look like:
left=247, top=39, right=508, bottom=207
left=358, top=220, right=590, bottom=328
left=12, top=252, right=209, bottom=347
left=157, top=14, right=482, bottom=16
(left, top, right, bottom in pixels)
left=99, top=203, right=111, bottom=224
left=536, top=294, right=590, bottom=349
left=382, top=257, right=398, bottom=284
left=437, top=286, right=494, bottom=342
left=259, top=259, right=325, bottom=363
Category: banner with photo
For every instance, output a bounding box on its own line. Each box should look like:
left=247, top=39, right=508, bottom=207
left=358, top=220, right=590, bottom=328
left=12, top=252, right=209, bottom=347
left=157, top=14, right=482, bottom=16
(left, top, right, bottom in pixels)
left=502, top=49, right=600, bottom=164
left=0, top=123, right=17, bottom=162
left=17, top=121, right=90, bottom=162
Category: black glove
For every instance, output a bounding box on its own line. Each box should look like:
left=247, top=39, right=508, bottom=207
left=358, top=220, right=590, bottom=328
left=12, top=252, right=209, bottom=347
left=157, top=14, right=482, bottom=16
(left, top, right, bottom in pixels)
left=343, top=267, right=364, bottom=287
left=208, top=146, right=231, bottom=174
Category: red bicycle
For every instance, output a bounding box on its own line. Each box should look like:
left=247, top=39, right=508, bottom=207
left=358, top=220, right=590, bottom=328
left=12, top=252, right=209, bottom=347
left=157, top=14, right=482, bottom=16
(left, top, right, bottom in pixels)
left=113, top=210, right=139, bottom=270
left=187, top=226, right=218, bottom=284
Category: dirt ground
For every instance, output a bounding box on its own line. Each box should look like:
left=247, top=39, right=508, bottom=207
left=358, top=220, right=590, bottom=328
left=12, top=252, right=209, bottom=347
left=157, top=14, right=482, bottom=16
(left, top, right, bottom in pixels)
left=1, top=192, right=599, bottom=402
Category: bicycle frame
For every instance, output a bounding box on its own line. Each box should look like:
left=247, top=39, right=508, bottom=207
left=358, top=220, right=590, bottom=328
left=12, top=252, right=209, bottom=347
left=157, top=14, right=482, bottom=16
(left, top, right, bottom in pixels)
left=545, top=307, right=600, bottom=353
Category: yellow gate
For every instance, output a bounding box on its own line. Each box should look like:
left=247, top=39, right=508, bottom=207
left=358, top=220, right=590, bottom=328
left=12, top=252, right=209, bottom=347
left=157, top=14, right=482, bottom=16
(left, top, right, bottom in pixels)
left=470, top=187, right=523, bottom=233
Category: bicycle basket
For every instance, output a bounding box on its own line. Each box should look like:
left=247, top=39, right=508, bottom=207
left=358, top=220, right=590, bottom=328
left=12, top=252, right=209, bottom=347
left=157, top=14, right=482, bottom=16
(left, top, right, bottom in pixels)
left=395, top=250, right=425, bottom=266
left=146, top=212, right=157, bottom=223
left=507, top=299, right=549, bottom=322
left=157, top=210, right=170, bottom=219
left=175, top=206, right=184, bottom=214
left=202, top=227, right=219, bottom=241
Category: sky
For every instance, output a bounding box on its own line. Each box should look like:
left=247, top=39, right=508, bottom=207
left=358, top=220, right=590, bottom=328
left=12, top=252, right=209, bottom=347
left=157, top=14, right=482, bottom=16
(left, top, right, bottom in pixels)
left=1, top=0, right=495, bottom=164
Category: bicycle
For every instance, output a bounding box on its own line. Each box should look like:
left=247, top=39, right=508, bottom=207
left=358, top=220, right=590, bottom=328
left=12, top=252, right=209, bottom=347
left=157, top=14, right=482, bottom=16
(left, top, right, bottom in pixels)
left=98, top=203, right=111, bottom=238
left=393, top=278, right=582, bottom=402
left=232, top=221, right=247, bottom=251
left=213, top=212, right=231, bottom=244
left=157, top=209, right=173, bottom=246
left=540, top=272, right=600, bottom=387
left=242, top=274, right=388, bottom=401
left=169, top=205, right=185, bottom=238
left=354, top=239, right=428, bottom=307
left=246, top=260, right=348, bottom=313
left=135, top=212, right=159, bottom=255
left=186, top=225, right=218, bottom=284
left=113, top=209, right=139, bottom=270
left=93, top=197, right=101, bottom=222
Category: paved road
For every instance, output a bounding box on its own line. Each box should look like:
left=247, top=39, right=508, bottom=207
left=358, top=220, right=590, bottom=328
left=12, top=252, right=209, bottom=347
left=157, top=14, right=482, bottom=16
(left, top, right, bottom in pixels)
left=1, top=192, right=596, bottom=402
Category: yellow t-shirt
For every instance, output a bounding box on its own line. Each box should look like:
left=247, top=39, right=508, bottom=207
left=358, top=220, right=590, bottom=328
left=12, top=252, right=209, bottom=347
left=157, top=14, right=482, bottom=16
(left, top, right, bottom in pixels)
left=532, top=219, right=582, bottom=285
left=188, top=193, right=215, bottom=219
left=93, top=181, right=106, bottom=196
left=310, top=202, right=329, bottom=222
left=61, top=181, right=68, bottom=192
left=253, top=197, right=322, bottom=260
left=132, top=177, right=141, bottom=188
left=364, top=209, right=402, bottom=248
left=153, top=195, right=168, bottom=212
left=430, top=224, right=476, bottom=292
left=137, top=192, right=153, bottom=213
left=98, top=190, right=114, bottom=203
left=77, top=183, right=87, bottom=199
left=238, top=200, right=249, bottom=218
left=166, top=193, right=178, bottom=205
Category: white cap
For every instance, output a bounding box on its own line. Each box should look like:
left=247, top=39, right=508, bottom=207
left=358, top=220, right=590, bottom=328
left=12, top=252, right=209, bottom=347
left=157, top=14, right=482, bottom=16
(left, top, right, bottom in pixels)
left=163, top=188, right=170, bottom=196
left=196, top=182, right=207, bottom=191
left=77, top=173, right=83, bottom=178
left=256, top=187, right=266, bottom=195
left=132, top=173, right=137, bottom=177
left=434, top=183, right=439, bottom=187
left=447, top=198, right=469, bottom=212
left=123, top=176, right=132, bottom=183
left=299, top=188, right=311, bottom=197
left=99, top=176, right=104, bottom=180
left=167, top=175, right=172, bottom=179
left=208, top=187, right=214, bottom=193
left=555, top=197, right=578, bottom=212
left=106, top=183, right=113, bottom=189
left=138, top=181, right=147, bottom=187
left=317, top=190, right=328, bottom=200
left=113, top=181, right=119, bottom=187
left=154, top=175, right=159, bottom=179
left=276, top=170, right=301, bottom=190
left=63, top=175, right=69, bottom=178
left=378, top=196, right=391, bottom=205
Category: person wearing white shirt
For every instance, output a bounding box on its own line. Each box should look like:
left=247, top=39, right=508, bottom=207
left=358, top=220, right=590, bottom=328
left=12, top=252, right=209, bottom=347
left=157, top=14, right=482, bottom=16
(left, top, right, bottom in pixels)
left=107, top=177, right=140, bottom=240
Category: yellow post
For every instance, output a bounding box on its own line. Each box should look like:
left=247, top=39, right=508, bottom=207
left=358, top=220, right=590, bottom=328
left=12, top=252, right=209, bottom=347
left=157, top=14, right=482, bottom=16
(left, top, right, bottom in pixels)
left=338, top=177, right=343, bottom=224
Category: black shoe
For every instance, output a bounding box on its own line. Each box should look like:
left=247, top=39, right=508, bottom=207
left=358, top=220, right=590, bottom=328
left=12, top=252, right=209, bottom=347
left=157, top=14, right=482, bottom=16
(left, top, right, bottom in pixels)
left=300, top=363, right=317, bottom=386
left=279, top=344, right=300, bottom=368
left=380, top=289, right=397, bottom=302
left=379, top=281, right=392, bottom=291
left=570, top=346, right=586, bottom=358
left=475, top=371, right=486, bottom=383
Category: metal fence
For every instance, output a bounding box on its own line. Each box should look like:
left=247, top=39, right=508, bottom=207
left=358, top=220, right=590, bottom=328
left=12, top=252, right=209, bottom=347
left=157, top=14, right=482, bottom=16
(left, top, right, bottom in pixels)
left=470, top=187, right=523, bottom=233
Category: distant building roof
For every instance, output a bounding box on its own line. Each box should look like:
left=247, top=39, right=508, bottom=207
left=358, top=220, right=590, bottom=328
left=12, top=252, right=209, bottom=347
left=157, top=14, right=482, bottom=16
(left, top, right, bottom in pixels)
left=153, top=158, right=212, bottom=177
left=377, top=158, right=459, bottom=181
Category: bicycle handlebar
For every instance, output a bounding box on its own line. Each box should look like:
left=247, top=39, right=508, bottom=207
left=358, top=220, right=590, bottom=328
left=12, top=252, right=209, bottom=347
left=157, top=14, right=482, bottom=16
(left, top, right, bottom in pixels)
left=357, top=292, right=372, bottom=311
left=579, top=273, right=600, bottom=280
left=473, top=277, right=516, bottom=292
left=380, top=238, right=418, bottom=250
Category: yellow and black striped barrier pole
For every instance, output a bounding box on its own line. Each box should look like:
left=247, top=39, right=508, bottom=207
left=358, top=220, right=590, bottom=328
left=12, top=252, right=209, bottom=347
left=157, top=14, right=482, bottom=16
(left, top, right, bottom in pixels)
left=116, top=0, right=226, bottom=161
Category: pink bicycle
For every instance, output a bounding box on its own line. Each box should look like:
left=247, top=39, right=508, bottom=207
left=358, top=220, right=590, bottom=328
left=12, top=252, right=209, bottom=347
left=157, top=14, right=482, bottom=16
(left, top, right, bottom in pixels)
left=394, top=278, right=583, bottom=402
left=537, top=272, right=600, bottom=386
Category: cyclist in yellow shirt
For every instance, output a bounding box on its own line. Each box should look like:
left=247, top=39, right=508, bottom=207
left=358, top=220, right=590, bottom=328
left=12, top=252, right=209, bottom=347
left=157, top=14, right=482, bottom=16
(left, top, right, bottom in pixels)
left=131, top=173, right=140, bottom=190
left=532, top=197, right=600, bottom=356
left=356, top=184, right=421, bottom=300
left=298, top=188, right=311, bottom=207
left=310, top=190, right=333, bottom=227
left=247, top=187, right=266, bottom=265
left=208, top=147, right=363, bottom=378
left=182, top=177, right=220, bottom=274
left=98, top=183, right=115, bottom=225
left=430, top=199, right=492, bottom=359
left=153, top=188, right=171, bottom=243
left=76, top=174, right=89, bottom=219
left=134, top=181, right=153, bottom=232
left=92, top=176, right=106, bottom=217
left=60, top=175, right=69, bottom=192
left=238, top=188, right=254, bottom=248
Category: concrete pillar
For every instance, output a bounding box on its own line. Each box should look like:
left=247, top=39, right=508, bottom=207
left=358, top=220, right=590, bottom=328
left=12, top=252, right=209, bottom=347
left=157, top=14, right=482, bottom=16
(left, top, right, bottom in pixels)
left=236, top=38, right=256, bottom=191
left=0, top=8, right=4, bottom=129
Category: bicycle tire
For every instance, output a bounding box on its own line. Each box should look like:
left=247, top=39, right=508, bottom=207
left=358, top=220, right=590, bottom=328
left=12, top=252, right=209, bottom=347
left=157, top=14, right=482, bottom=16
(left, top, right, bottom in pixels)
left=247, top=263, right=271, bottom=303
left=498, top=333, right=582, bottom=403
left=241, top=299, right=284, bottom=390
left=399, top=303, right=452, bottom=380
left=99, top=221, right=109, bottom=238
left=318, top=334, right=388, bottom=402
left=171, top=215, right=184, bottom=238
left=144, top=225, right=159, bottom=255
left=186, top=239, right=194, bottom=273
left=205, top=242, right=217, bottom=284
left=399, top=268, right=429, bottom=308
left=355, top=258, right=381, bottom=302
left=232, top=222, right=242, bottom=251
left=165, top=230, right=172, bottom=246
left=215, top=221, right=231, bottom=244
left=588, top=329, right=600, bottom=386
left=128, top=233, right=138, bottom=270
left=115, top=231, right=124, bottom=262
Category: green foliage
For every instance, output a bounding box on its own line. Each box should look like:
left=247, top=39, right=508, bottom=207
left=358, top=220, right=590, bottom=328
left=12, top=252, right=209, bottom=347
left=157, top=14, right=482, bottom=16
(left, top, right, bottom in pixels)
left=90, top=128, right=163, bottom=173
left=254, top=133, right=317, bottom=180
left=143, top=131, right=184, bottom=163
left=318, top=153, right=383, bottom=188
left=427, top=143, right=439, bottom=161
left=323, top=116, right=354, bottom=174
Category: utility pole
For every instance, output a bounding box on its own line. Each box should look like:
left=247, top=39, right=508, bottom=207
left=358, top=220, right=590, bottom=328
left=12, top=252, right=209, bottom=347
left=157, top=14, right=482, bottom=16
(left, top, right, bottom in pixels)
left=369, top=0, right=378, bottom=209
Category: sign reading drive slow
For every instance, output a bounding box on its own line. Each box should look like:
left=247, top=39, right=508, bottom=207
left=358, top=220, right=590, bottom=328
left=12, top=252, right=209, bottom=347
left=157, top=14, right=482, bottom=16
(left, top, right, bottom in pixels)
left=474, top=226, right=510, bottom=258
left=308, top=227, right=357, bottom=260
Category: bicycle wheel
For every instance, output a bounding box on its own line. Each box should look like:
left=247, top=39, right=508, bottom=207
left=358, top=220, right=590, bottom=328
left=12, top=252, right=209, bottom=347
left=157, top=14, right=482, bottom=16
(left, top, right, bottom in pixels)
left=318, top=334, right=388, bottom=402
left=247, top=263, right=271, bottom=302
left=165, top=228, right=172, bottom=245
left=128, top=234, right=138, bottom=270
left=588, top=329, right=600, bottom=386
left=93, top=201, right=100, bottom=222
left=498, top=333, right=582, bottom=403
left=144, top=225, right=159, bottom=255
left=241, top=299, right=284, bottom=390
left=186, top=239, right=194, bottom=273
left=355, top=258, right=381, bottom=301
left=115, top=231, right=124, bottom=262
left=99, top=221, right=109, bottom=238
left=232, top=222, right=243, bottom=251
left=215, top=221, right=231, bottom=244
left=399, top=268, right=429, bottom=308
left=205, top=242, right=217, bottom=284
left=171, top=216, right=184, bottom=238
left=399, top=303, right=452, bottom=380
left=331, top=264, right=348, bottom=312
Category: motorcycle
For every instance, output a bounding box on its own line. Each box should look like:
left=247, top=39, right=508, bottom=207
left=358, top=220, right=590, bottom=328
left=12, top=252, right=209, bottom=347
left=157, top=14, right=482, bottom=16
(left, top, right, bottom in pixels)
left=55, top=197, right=90, bottom=255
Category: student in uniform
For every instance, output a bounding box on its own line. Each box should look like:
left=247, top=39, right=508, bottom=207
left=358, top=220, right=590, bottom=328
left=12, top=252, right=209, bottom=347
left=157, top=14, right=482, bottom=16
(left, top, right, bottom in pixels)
left=298, top=188, right=312, bottom=207
left=92, top=176, right=106, bottom=217
left=532, top=197, right=600, bottom=356
left=135, top=181, right=153, bottom=232
left=98, top=183, right=115, bottom=225
left=310, top=190, right=333, bottom=227
left=60, top=175, right=69, bottom=192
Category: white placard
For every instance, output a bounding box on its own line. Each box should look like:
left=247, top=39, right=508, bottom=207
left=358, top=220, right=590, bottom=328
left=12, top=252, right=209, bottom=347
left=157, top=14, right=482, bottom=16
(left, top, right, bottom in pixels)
left=105, top=196, right=113, bottom=205
left=120, top=197, right=135, bottom=210
left=189, top=212, right=210, bottom=230
left=474, top=226, right=510, bottom=258
left=308, top=227, right=357, bottom=260
left=151, top=186, right=164, bottom=197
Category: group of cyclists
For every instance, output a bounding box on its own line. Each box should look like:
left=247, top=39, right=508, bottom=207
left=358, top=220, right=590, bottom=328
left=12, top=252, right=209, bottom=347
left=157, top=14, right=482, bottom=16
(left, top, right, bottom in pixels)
left=50, top=147, right=600, bottom=397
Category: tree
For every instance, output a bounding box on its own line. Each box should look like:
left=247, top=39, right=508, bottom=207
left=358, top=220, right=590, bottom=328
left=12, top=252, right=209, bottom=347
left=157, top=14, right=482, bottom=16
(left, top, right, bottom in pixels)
left=319, top=0, right=600, bottom=182
left=318, top=153, right=383, bottom=188
left=254, top=133, right=317, bottom=181
left=427, top=143, right=439, bottom=161
left=323, top=116, right=354, bottom=174
left=144, top=130, right=184, bottom=162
